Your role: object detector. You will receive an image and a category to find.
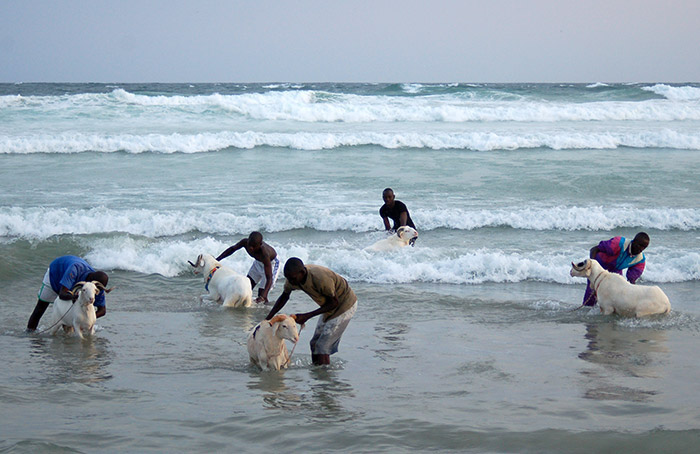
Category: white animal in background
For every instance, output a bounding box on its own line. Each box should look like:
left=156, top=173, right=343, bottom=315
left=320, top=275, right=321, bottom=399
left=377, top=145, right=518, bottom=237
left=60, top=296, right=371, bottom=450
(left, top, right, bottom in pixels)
left=189, top=253, right=253, bottom=308
left=48, top=281, right=111, bottom=339
left=247, top=314, right=300, bottom=371
left=366, top=226, right=419, bottom=251
left=570, top=259, right=671, bottom=317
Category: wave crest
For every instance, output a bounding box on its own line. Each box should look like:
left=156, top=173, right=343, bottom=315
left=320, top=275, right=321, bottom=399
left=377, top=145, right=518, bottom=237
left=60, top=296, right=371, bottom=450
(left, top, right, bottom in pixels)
left=642, top=84, right=700, bottom=101
left=2, top=206, right=699, bottom=241
left=3, top=129, right=700, bottom=154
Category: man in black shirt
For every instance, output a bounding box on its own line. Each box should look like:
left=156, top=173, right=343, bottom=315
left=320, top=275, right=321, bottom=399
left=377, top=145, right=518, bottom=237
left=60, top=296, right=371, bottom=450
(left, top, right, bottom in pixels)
left=379, top=188, right=417, bottom=244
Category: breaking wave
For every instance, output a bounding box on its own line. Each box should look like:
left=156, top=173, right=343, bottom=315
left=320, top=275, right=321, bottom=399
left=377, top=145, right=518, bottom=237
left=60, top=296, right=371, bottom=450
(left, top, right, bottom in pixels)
left=2, top=206, right=699, bottom=241
left=3, top=129, right=700, bottom=153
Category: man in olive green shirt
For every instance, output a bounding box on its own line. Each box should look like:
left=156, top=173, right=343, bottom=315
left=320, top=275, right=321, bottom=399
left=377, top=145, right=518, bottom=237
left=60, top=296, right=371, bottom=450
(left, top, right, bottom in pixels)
left=266, top=257, right=358, bottom=366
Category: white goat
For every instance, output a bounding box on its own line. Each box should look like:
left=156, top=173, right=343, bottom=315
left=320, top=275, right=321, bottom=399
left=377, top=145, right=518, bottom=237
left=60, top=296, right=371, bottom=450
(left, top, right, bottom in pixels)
left=189, top=253, right=253, bottom=308
left=366, top=226, right=419, bottom=251
left=47, top=281, right=109, bottom=339
left=570, top=259, right=671, bottom=317
left=247, top=314, right=300, bottom=371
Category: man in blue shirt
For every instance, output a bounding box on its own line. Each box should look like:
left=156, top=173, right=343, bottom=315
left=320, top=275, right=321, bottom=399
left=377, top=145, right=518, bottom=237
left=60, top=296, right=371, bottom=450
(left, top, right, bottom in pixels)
left=27, top=255, right=110, bottom=332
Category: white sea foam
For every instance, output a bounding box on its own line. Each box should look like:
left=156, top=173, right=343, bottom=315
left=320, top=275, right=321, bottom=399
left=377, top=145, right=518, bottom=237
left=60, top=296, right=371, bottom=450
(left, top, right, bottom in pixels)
left=2, top=206, right=700, bottom=241
left=401, top=83, right=424, bottom=94
left=81, top=235, right=699, bottom=284
left=3, top=88, right=700, bottom=123
left=586, top=83, right=610, bottom=88
left=3, top=129, right=700, bottom=154
left=642, top=84, right=700, bottom=101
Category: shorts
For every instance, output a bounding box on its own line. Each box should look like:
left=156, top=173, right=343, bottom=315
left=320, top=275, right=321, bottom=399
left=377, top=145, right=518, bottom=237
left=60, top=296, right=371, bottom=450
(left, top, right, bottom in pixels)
left=309, top=301, right=357, bottom=355
left=247, top=257, right=280, bottom=289
left=37, top=268, right=58, bottom=303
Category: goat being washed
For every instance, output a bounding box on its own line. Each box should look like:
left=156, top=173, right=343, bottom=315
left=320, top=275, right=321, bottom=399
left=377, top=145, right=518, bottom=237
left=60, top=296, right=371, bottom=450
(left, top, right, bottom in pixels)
left=47, top=281, right=112, bottom=339
left=570, top=259, right=670, bottom=317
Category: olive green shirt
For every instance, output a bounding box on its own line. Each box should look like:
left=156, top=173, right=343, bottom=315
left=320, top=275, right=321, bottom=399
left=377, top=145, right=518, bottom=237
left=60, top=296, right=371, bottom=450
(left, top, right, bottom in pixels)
left=283, top=264, right=357, bottom=320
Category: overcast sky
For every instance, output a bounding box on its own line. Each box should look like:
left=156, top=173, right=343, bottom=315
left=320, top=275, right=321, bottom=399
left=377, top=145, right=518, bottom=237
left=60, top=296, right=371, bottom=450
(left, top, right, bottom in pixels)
left=1, top=0, right=699, bottom=83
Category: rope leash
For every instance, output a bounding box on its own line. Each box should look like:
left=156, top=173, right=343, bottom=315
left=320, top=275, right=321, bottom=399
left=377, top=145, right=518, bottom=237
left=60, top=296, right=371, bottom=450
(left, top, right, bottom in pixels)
left=283, top=324, right=304, bottom=368
left=570, top=291, right=596, bottom=312
left=34, top=300, right=76, bottom=335
left=570, top=271, right=609, bottom=312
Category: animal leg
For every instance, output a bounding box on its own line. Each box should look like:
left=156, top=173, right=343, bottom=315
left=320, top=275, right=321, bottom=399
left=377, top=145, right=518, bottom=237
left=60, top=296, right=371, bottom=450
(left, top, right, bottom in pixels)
left=74, top=323, right=85, bottom=339
left=601, top=306, right=615, bottom=316
left=257, top=352, right=270, bottom=371
left=47, top=322, right=62, bottom=335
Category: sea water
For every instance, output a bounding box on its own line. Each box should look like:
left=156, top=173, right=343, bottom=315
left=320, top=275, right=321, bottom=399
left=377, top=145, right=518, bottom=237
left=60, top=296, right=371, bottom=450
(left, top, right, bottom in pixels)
left=1, top=83, right=699, bottom=452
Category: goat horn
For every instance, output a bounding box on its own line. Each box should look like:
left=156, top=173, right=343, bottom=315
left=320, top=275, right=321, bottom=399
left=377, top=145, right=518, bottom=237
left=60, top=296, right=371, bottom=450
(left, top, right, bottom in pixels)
left=93, top=281, right=115, bottom=293
left=188, top=260, right=196, bottom=267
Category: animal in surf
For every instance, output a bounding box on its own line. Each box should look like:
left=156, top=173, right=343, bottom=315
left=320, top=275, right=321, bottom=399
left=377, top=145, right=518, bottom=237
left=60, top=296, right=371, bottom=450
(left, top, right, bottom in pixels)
left=247, top=314, right=300, bottom=371
left=570, top=259, right=670, bottom=317
left=189, top=253, right=253, bottom=308
left=27, top=255, right=110, bottom=332
left=47, top=281, right=113, bottom=339
left=366, top=226, right=419, bottom=251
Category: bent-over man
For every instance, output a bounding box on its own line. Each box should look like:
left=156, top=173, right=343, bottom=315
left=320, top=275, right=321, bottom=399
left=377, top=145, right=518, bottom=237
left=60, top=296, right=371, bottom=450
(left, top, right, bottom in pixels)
left=27, top=255, right=109, bottom=331
left=581, top=232, right=650, bottom=307
left=217, top=231, right=280, bottom=304
left=266, top=258, right=357, bottom=366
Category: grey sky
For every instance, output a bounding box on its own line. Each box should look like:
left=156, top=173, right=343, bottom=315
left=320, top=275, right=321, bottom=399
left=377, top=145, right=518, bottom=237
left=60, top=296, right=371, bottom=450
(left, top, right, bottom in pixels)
left=1, top=0, right=698, bottom=83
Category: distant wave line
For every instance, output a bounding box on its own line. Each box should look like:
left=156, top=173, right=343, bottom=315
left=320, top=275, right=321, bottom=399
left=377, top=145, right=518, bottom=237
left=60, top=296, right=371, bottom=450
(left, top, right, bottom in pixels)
left=2, top=86, right=700, bottom=123
left=2, top=130, right=700, bottom=153
left=2, top=206, right=699, bottom=241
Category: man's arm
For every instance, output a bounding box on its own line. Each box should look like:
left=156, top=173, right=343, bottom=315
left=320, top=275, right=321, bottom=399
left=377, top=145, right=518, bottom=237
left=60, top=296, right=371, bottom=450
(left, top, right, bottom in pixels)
left=382, top=216, right=392, bottom=231
left=294, top=296, right=340, bottom=326
left=96, top=306, right=106, bottom=318
left=257, top=259, right=274, bottom=303
left=626, top=262, right=645, bottom=284
left=265, top=291, right=291, bottom=320
left=58, top=286, right=77, bottom=302
left=216, top=239, right=246, bottom=261
left=398, top=211, right=408, bottom=227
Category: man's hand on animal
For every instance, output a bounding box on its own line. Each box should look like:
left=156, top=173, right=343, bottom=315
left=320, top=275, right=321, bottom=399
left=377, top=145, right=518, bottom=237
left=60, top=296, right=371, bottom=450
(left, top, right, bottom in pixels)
left=292, top=312, right=312, bottom=326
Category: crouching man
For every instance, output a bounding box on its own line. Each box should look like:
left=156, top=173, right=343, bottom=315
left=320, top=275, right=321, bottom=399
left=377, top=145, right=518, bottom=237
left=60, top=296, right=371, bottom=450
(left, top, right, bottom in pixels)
left=266, top=258, right=357, bottom=366
left=27, top=255, right=109, bottom=332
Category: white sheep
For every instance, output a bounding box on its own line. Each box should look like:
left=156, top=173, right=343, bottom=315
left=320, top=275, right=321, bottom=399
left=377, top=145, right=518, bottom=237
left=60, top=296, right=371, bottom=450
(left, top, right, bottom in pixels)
left=570, top=259, right=671, bottom=317
left=47, top=281, right=109, bottom=339
left=189, top=253, right=253, bottom=308
left=247, top=314, right=300, bottom=371
left=366, top=226, right=419, bottom=251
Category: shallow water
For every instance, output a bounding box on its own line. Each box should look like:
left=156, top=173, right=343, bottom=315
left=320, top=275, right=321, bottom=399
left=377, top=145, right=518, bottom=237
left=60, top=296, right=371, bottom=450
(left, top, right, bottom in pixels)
left=2, top=83, right=700, bottom=452
left=2, top=280, right=700, bottom=452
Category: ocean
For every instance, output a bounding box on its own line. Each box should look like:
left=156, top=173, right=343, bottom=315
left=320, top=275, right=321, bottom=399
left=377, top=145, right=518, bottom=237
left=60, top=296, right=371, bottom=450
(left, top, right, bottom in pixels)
left=1, top=82, right=699, bottom=452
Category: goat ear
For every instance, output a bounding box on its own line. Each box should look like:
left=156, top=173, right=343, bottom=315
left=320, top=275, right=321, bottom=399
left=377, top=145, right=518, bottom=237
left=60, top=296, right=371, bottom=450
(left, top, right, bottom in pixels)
left=269, top=314, right=286, bottom=325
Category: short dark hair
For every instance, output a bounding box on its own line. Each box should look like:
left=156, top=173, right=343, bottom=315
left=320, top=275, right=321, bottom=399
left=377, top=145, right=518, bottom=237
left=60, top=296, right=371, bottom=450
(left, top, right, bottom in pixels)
left=383, top=188, right=394, bottom=196
left=284, top=257, right=305, bottom=277
left=87, top=271, right=109, bottom=286
left=634, top=232, right=650, bottom=244
left=248, top=231, right=263, bottom=244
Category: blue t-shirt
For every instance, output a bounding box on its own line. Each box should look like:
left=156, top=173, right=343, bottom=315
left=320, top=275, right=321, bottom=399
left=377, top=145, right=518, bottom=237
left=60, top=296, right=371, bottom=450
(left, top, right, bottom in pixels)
left=48, top=256, right=106, bottom=308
